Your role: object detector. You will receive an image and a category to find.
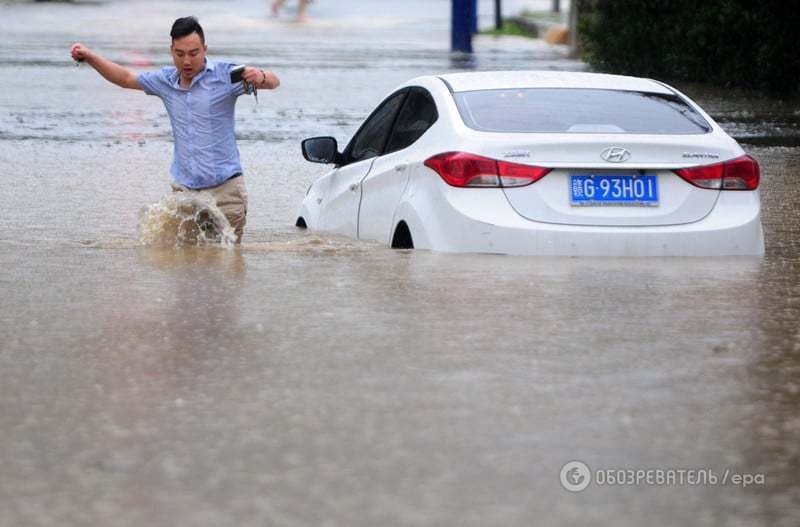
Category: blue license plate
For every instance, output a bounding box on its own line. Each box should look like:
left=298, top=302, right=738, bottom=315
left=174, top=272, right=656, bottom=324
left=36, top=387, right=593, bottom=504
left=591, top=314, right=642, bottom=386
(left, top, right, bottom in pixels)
left=570, top=174, right=659, bottom=206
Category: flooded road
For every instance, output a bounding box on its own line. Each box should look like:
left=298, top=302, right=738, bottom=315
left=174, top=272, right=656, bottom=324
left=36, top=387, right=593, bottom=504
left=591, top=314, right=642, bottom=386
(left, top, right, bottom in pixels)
left=1, top=1, right=799, bottom=525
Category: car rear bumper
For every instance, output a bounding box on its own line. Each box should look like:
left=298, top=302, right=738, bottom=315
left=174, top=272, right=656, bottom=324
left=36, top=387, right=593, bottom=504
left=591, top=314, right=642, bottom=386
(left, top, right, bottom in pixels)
left=404, top=186, right=764, bottom=256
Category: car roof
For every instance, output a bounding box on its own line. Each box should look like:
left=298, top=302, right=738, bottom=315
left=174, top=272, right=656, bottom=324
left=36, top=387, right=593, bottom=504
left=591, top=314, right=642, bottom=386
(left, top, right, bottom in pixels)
left=436, top=71, right=674, bottom=95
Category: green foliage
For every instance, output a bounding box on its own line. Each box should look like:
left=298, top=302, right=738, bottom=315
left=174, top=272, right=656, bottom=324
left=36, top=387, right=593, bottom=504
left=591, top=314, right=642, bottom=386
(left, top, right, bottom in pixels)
left=578, top=0, right=800, bottom=93
left=483, top=20, right=536, bottom=38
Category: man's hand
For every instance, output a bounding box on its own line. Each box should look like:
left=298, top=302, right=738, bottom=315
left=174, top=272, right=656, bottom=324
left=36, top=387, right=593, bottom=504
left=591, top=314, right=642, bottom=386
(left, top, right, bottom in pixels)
left=242, top=66, right=280, bottom=90
left=70, top=43, right=92, bottom=63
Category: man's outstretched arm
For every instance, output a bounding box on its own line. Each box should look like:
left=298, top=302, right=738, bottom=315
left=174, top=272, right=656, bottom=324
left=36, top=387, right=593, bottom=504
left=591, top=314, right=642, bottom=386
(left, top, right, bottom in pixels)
left=70, top=43, right=142, bottom=90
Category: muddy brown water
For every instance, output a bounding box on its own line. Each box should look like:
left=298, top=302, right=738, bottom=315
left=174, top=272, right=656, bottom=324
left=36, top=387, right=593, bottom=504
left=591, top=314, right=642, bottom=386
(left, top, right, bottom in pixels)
left=1, top=1, right=799, bottom=525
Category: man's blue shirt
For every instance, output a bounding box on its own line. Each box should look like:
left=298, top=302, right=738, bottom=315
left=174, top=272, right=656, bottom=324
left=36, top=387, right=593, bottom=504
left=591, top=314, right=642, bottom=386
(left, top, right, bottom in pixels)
left=138, top=59, right=246, bottom=189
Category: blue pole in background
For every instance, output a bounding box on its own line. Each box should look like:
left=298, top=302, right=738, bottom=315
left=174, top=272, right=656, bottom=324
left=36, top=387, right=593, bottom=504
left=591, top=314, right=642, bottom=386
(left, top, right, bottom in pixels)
left=452, top=0, right=474, bottom=53
left=471, top=0, right=479, bottom=34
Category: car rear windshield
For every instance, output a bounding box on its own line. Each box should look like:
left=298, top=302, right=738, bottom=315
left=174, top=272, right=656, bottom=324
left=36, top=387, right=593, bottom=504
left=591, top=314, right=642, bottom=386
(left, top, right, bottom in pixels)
left=453, top=88, right=712, bottom=134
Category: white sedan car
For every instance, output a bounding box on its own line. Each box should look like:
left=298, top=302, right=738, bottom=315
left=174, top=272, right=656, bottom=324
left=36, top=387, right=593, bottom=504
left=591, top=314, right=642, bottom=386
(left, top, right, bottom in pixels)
left=296, top=71, right=764, bottom=256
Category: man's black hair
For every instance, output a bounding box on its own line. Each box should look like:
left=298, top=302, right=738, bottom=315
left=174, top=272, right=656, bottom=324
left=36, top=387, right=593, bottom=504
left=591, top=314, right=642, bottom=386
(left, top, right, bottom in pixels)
left=171, top=16, right=205, bottom=44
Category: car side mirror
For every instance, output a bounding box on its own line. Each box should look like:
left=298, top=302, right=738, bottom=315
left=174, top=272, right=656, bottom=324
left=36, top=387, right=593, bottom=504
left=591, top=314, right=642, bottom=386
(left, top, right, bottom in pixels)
left=302, top=137, right=341, bottom=164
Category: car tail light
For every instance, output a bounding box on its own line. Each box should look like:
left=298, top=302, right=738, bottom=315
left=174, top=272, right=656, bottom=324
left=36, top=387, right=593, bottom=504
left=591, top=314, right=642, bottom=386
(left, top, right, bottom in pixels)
left=424, top=152, right=551, bottom=188
left=674, top=155, right=760, bottom=190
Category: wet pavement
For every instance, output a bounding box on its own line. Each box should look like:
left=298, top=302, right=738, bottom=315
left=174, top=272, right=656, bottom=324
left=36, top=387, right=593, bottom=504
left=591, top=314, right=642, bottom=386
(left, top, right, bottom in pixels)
left=1, top=1, right=799, bottom=526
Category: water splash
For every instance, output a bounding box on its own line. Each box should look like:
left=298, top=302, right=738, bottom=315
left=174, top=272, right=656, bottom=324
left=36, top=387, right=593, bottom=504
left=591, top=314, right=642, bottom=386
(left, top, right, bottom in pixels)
left=139, top=193, right=237, bottom=248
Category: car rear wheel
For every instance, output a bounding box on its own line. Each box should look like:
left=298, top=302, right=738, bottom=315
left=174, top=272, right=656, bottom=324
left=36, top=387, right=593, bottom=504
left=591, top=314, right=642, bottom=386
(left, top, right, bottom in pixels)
left=391, top=221, right=414, bottom=249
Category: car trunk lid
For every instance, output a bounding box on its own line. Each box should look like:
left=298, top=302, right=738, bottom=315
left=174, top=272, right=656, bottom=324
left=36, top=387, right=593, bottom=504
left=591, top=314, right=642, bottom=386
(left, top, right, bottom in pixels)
left=482, top=136, right=736, bottom=227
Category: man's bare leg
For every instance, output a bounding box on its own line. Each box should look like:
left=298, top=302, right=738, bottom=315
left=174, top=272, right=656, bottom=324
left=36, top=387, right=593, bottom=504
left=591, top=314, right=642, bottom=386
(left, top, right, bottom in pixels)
left=297, top=0, right=308, bottom=21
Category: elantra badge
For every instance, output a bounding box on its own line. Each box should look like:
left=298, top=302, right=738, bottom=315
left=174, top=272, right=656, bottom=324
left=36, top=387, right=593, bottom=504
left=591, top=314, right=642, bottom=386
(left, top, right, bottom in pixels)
left=601, top=147, right=631, bottom=163
left=682, top=152, right=720, bottom=159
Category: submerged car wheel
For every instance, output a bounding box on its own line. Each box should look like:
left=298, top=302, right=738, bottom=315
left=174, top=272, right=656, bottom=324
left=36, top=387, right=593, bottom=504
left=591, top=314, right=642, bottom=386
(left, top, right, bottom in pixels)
left=391, top=221, right=414, bottom=249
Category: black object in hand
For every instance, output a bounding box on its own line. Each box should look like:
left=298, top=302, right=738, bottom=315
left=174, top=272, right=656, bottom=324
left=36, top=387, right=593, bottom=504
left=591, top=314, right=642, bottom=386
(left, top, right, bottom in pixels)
left=229, top=64, right=257, bottom=103
left=230, top=65, right=245, bottom=84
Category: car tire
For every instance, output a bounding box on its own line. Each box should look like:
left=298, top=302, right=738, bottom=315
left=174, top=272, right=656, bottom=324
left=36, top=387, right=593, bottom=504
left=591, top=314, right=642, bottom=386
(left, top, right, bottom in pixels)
left=391, top=221, right=414, bottom=249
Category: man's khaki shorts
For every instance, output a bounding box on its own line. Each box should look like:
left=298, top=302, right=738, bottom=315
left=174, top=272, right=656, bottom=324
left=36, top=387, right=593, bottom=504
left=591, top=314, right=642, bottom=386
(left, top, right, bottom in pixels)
left=171, top=176, right=248, bottom=243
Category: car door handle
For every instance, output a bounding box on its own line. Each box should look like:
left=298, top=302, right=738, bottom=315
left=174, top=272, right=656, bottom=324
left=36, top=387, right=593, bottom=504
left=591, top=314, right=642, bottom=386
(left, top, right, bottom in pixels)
left=394, top=163, right=408, bottom=172
left=348, top=183, right=359, bottom=192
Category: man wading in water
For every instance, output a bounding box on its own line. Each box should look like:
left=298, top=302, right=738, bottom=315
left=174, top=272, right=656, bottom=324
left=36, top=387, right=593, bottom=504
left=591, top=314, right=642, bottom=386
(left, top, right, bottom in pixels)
left=70, top=16, right=280, bottom=243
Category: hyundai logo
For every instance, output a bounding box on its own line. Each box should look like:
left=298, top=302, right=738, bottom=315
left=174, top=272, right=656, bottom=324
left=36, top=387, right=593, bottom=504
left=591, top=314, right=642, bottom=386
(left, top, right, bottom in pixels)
left=601, top=147, right=631, bottom=163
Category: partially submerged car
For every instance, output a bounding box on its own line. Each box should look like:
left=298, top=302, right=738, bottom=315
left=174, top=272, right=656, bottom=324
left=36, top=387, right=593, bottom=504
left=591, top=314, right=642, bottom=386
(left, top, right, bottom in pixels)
left=297, top=71, right=763, bottom=256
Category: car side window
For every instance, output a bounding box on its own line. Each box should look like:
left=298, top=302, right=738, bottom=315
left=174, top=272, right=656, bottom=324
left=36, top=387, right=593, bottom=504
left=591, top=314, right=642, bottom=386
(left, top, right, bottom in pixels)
left=385, top=88, right=439, bottom=154
left=348, top=91, right=407, bottom=163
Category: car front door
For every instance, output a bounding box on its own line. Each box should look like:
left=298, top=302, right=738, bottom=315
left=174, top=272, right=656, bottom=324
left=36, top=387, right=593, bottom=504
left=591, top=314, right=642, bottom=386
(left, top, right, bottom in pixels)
left=318, top=90, right=407, bottom=237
